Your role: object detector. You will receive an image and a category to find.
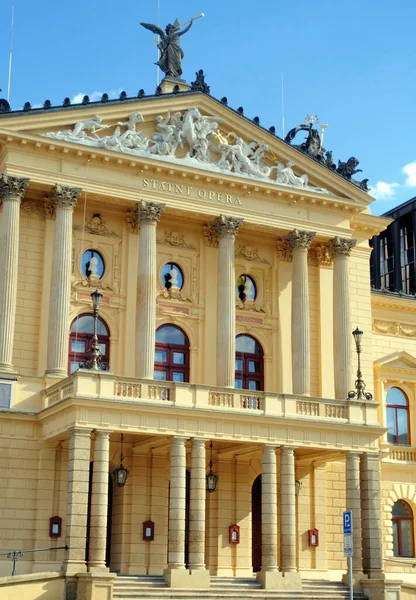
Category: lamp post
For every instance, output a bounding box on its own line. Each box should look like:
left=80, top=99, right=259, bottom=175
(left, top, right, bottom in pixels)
left=113, top=433, right=129, bottom=488
left=347, top=327, right=373, bottom=401
left=80, top=289, right=108, bottom=371
left=206, top=440, right=218, bottom=493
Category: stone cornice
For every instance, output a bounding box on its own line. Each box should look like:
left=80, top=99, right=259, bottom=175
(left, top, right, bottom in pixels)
left=351, top=213, right=392, bottom=236
left=372, top=292, right=416, bottom=313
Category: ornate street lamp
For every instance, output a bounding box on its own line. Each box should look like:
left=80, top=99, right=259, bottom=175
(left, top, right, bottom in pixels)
left=206, top=441, right=219, bottom=493
left=347, top=327, right=373, bottom=401
left=113, top=433, right=129, bottom=488
left=80, top=289, right=108, bottom=371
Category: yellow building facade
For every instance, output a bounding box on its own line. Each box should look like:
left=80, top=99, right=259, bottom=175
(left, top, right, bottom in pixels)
left=0, top=84, right=414, bottom=600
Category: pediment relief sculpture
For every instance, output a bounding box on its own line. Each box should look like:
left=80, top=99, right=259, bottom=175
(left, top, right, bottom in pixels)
left=42, top=108, right=330, bottom=195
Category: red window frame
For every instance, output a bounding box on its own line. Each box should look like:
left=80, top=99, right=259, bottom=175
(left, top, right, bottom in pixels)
left=68, top=314, right=110, bottom=374
left=154, top=325, right=190, bottom=383
left=386, top=388, right=411, bottom=446
left=235, top=334, right=264, bottom=391
left=392, top=500, right=414, bottom=557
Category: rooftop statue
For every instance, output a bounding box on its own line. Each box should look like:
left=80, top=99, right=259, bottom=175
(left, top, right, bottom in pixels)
left=140, top=14, right=204, bottom=79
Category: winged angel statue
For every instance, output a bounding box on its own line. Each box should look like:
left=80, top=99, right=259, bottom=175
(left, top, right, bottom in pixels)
left=140, top=18, right=196, bottom=79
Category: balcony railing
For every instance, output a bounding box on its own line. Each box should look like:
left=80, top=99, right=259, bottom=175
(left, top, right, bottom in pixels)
left=386, top=445, right=416, bottom=463
left=42, top=370, right=379, bottom=427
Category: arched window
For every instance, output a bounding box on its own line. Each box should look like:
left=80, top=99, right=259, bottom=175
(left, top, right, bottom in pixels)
left=154, top=325, right=190, bottom=382
left=235, top=335, right=264, bottom=391
left=69, top=314, right=110, bottom=374
left=392, top=500, right=414, bottom=557
left=386, top=387, right=410, bottom=445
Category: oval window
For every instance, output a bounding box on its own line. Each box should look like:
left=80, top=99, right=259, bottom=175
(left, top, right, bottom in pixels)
left=81, top=250, right=105, bottom=279
left=236, top=274, right=256, bottom=302
left=162, top=263, right=184, bottom=291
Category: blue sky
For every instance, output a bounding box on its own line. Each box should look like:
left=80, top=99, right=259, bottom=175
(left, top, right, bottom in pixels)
left=0, top=0, right=414, bottom=215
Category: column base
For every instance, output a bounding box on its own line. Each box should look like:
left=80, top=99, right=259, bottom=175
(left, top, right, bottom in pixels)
left=342, top=570, right=368, bottom=590
left=45, top=369, right=68, bottom=378
left=164, top=567, right=210, bottom=588
left=361, top=579, right=401, bottom=600
left=61, top=560, right=88, bottom=575
left=75, top=572, right=117, bottom=600
left=88, top=564, right=110, bottom=574
left=257, top=570, right=302, bottom=590
left=0, top=363, right=17, bottom=376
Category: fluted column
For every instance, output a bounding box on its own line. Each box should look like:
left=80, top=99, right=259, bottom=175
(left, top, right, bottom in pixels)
left=0, top=174, right=29, bottom=373
left=280, top=447, right=297, bottom=573
left=346, top=452, right=363, bottom=573
left=136, top=200, right=165, bottom=379
left=188, top=438, right=207, bottom=571
left=167, top=437, right=187, bottom=570
left=328, top=237, right=356, bottom=399
left=285, top=229, right=315, bottom=395
left=212, top=215, right=243, bottom=387
left=88, top=430, right=111, bottom=571
left=261, top=445, right=278, bottom=572
left=46, top=185, right=81, bottom=377
left=63, top=427, right=91, bottom=573
left=360, top=453, right=383, bottom=578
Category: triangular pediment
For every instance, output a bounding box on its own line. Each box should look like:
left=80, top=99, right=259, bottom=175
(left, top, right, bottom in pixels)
left=375, top=351, right=416, bottom=370
left=0, top=93, right=371, bottom=205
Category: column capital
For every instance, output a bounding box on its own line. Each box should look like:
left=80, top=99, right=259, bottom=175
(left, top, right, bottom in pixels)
left=67, top=426, right=93, bottom=438
left=285, top=228, right=315, bottom=250
left=93, top=429, right=112, bottom=439
left=263, top=444, right=278, bottom=453
left=137, top=199, right=165, bottom=224
left=51, top=184, right=81, bottom=210
left=328, top=236, right=356, bottom=257
left=211, top=214, right=243, bottom=238
left=191, top=437, right=206, bottom=447
left=170, top=436, right=189, bottom=447
left=280, top=446, right=295, bottom=456
left=0, top=174, right=29, bottom=203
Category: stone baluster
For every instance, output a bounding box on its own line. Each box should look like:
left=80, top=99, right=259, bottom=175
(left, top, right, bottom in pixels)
left=0, top=174, right=29, bottom=373
left=88, top=430, right=111, bottom=571
left=260, top=445, right=278, bottom=573
left=46, top=185, right=81, bottom=377
left=360, top=453, right=383, bottom=578
left=346, top=452, right=363, bottom=573
left=212, top=215, right=243, bottom=388
left=285, top=229, right=315, bottom=395
left=136, top=200, right=165, bottom=379
left=280, top=446, right=297, bottom=573
left=328, top=237, right=356, bottom=399
left=63, top=428, right=92, bottom=573
left=167, top=437, right=187, bottom=570
left=188, top=438, right=207, bottom=573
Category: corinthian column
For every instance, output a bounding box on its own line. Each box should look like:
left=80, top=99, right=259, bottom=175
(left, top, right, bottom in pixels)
left=212, top=215, right=243, bottom=387
left=46, top=185, right=81, bottom=377
left=0, top=175, right=29, bottom=373
left=285, top=229, right=315, bottom=395
left=328, top=237, right=356, bottom=399
left=136, top=200, right=165, bottom=379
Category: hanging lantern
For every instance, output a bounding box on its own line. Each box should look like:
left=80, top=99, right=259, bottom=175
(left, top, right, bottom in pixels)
left=206, top=440, right=218, bottom=493
left=113, top=433, right=129, bottom=488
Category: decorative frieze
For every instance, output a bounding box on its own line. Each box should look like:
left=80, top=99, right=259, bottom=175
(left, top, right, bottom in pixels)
left=373, top=319, right=416, bottom=338
left=157, top=230, right=196, bottom=249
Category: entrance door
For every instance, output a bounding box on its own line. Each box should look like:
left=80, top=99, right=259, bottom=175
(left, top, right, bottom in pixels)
left=252, top=475, right=262, bottom=572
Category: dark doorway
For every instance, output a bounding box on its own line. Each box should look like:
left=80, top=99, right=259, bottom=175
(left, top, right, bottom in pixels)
left=85, top=463, right=113, bottom=568
left=252, top=474, right=262, bottom=572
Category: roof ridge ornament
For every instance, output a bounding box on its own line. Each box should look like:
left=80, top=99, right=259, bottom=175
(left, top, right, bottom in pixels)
left=285, top=114, right=369, bottom=192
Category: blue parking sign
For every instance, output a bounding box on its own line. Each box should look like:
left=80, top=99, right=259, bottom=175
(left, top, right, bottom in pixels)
left=343, top=510, right=352, bottom=535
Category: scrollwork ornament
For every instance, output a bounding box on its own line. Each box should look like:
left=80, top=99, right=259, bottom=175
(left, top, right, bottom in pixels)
left=328, top=236, right=356, bottom=257
left=285, top=229, right=315, bottom=250
left=203, top=224, right=219, bottom=248
left=235, top=244, right=269, bottom=264
left=51, top=184, right=82, bottom=210
left=0, top=174, right=29, bottom=203
left=211, top=214, right=243, bottom=239
left=138, top=199, right=165, bottom=224
left=158, top=230, right=196, bottom=249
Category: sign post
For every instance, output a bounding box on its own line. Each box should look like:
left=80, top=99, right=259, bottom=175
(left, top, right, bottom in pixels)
left=343, top=511, right=353, bottom=600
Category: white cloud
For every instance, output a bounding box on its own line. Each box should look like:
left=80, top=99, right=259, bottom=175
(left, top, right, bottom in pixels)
left=370, top=181, right=400, bottom=201
left=403, top=161, right=416, bottom=187
left=71, top=91, right=102, bottom=104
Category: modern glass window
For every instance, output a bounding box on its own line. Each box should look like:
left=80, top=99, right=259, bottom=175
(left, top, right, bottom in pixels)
left=81, top=250, right=105, bottom=279
left=399, top=214, right=415, bottom=295
left=154, top=325, right=189, bottom=382
left=236, top=274, right=256, bottom=302
left=392, top=500, right=414, bottom=557
left=386, top=387, right=410, bottom=445
left=380, top=233, right=395, bottom=291
left=235, top=334, right=264, bottom=391
left=68, top=314, right=110, bottom=374
left=162, top=263, right=184, bottom=290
